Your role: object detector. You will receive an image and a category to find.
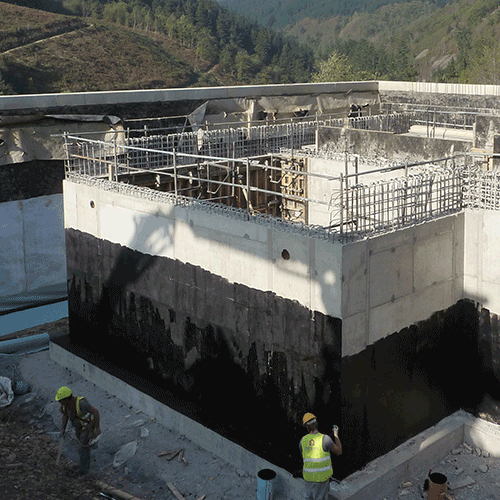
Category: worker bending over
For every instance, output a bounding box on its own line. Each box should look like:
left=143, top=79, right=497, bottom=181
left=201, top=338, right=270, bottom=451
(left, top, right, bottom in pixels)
left=55, top=386, right=101, bottom=475
left=300, top=412, right=342, bottom=500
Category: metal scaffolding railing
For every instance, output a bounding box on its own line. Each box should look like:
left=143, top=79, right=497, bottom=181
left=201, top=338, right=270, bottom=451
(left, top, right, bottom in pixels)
left=63, top=130, right=500, bottom=242
left=64, top=112, right=413, bottom=177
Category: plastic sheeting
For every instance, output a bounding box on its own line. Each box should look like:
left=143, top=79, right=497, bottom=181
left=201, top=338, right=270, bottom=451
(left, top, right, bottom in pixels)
left=202, top=92, right=380, bottom=126
left=0, top=376, right=14, bottom=408
left=0, top=115, right=124, bottom=165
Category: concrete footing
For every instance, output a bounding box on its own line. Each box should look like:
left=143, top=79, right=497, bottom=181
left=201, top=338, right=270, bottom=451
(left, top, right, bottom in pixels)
left=49, top=341, right=305, bottom=500
left=330, top=409, right=500, bottom=500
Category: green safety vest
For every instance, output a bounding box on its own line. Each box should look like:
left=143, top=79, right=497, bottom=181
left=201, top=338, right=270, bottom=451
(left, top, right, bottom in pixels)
left=301, top=433, right=333, bottom=482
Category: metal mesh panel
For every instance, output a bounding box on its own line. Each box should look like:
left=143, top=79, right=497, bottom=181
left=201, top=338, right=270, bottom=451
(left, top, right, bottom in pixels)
left=340, top=166, right=464, bottom=237
left=463, top=167, right=500, bottom=210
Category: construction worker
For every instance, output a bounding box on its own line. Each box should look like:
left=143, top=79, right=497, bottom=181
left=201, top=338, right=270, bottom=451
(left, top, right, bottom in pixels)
left=55, top=386, right=101, bottom=475
left=300, top=412, right=342, bottom=500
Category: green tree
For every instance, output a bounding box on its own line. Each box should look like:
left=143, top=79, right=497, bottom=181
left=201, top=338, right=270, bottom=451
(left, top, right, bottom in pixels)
left=102, top=1, right=130, bottom=25
left=464, top=42, right=500, bottom=84
left=196, top=31, right=219, bottom=64
left=235, top=50, right=259, bottom=81
left=311, top=52, right=356, bottom=82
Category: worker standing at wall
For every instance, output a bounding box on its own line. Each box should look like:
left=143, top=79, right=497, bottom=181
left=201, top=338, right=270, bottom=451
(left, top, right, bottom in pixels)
left=300, top=412, right=342, bottom=500
left=55, top=386, right=101, bottom=475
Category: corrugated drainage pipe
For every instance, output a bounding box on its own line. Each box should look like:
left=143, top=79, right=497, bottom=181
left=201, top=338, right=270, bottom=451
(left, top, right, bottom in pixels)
left=0, top=333, right=50, bottom=355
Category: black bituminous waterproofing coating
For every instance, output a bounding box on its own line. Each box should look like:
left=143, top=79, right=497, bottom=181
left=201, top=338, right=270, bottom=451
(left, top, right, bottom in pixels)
left=61, top=228, right=500, bottom=479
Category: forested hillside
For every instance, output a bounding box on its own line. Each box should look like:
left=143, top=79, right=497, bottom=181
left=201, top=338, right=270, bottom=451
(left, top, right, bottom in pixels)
left=0, top=0, right=315, bottom=94
left=2, top=0, right=500, bottom=95
left=221, top=0, right=500, bottom=85
left=218, top=0, right=453, bottom=28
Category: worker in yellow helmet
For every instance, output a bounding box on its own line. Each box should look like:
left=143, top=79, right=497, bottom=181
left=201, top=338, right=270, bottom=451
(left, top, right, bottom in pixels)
left=300, top=412, right=342, bottom=500
left=55, top=386, right=101, bottom=475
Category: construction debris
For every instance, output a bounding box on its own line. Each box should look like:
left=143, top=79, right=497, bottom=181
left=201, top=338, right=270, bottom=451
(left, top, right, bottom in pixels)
left=178, top=449, right=188, bottom=466
left=158, top=448, right=188, bottom=462
left=452, top=476, right=476, bottom=490
left=113, top=440, right=138, bottom=468
left=96, top=480, right=146, bottom=500
left=167, top=482, right=186, bottom=500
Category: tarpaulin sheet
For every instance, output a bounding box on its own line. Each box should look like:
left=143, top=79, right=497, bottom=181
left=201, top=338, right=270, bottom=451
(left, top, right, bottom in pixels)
left=0, top=115, right=124, bottom=165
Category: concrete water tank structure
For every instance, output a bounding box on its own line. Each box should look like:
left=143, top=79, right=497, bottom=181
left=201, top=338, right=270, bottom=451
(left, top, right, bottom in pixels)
left=3, top=81, right=500, bottom=499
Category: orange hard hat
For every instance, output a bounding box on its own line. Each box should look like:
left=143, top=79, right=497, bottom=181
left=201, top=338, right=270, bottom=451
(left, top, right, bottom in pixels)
left=302, top=412, right=316, bottom=426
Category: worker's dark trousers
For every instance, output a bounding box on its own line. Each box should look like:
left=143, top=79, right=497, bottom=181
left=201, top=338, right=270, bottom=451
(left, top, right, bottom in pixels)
left=76, top=428, right=91, bottom=473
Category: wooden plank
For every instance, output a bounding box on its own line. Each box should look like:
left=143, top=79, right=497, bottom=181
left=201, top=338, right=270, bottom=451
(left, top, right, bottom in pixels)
left=167, top=482, right=186, bottom=500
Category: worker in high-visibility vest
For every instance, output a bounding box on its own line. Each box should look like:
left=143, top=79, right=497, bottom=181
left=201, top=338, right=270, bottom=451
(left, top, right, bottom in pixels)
left=56, top=386, right=101, bottom=475
left=300, top=412, right=342, bottom=500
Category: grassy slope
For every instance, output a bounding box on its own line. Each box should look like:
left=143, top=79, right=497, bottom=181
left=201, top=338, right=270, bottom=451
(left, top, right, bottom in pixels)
left=0, top=2, right=238, bottom=94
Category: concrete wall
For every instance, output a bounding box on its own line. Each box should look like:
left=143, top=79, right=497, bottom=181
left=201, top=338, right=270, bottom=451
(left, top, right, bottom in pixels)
left=341, top=213, right=465, bottom=357
left=378, top=81, right=500, bottom=96
left=63, top=177, right=344, bottom=475
left=63, top=179, right=343, bottom=319
left=62, top=175, right=500, bottom=480
left=473, top=115, right=500, bottom=150
left=318, top=127, right=470, bottom=163
left=464, top=210, right=500, bottom=314
left=0, top=194, right=66, bottom=297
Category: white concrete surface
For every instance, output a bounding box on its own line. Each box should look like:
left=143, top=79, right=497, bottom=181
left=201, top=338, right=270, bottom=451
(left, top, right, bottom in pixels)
left=329, top=410, right=500, bottom=500
left=464, top=210, right=500, bottom=313
left=379, top=80, right=500, bottom=96
left=0, top=194, right=66, bottom=297
left=63, top=179, right=344, bottom=319
left=341, top=213, right=465, bottom=356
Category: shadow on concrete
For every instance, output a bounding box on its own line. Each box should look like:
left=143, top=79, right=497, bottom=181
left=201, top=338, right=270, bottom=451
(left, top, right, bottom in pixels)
left=60, top=201, right=500, bottom=479
left=60, top=210, right=344, bottom=474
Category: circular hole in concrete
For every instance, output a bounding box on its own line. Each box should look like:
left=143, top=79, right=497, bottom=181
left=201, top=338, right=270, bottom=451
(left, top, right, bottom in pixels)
left=281, top=249, right=290, bottom=260
left=90, top=200, right=95, bottom=209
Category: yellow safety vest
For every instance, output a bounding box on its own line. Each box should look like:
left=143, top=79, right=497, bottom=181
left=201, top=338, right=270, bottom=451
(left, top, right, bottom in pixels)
left=76, top=397, right=94, bottom=429
left=301, top=433, right=333, bottom=482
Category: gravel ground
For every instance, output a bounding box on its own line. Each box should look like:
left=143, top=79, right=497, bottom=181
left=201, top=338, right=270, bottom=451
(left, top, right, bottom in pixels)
left=390, top=442, right=500, bottom=500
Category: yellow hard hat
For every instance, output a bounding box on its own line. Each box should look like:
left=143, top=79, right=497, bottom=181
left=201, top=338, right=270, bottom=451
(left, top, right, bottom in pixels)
left=302, top=412, right=316, bottom=426
left=55, top=386, right=72, bottom=401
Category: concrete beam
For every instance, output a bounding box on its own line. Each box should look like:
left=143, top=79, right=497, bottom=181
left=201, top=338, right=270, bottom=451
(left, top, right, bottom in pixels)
left=0, top=82, right=378, bottom=113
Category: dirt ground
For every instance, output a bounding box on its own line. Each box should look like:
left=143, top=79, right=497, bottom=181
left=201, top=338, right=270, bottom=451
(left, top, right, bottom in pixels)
left=0, top=393, right=106, bottom=500
left=0, top=318, right=110, bottom=500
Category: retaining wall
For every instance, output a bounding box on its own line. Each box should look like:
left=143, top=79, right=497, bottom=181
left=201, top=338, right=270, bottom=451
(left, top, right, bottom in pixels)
left=0, top=194, right=66, bottom=297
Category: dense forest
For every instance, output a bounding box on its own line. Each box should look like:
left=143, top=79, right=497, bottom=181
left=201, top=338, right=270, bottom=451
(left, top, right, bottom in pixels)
left=219, top=0, right=453, bottom=28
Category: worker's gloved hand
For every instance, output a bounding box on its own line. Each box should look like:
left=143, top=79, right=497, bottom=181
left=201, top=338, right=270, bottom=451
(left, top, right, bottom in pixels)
left=332, top=425, right=339, bottom=437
